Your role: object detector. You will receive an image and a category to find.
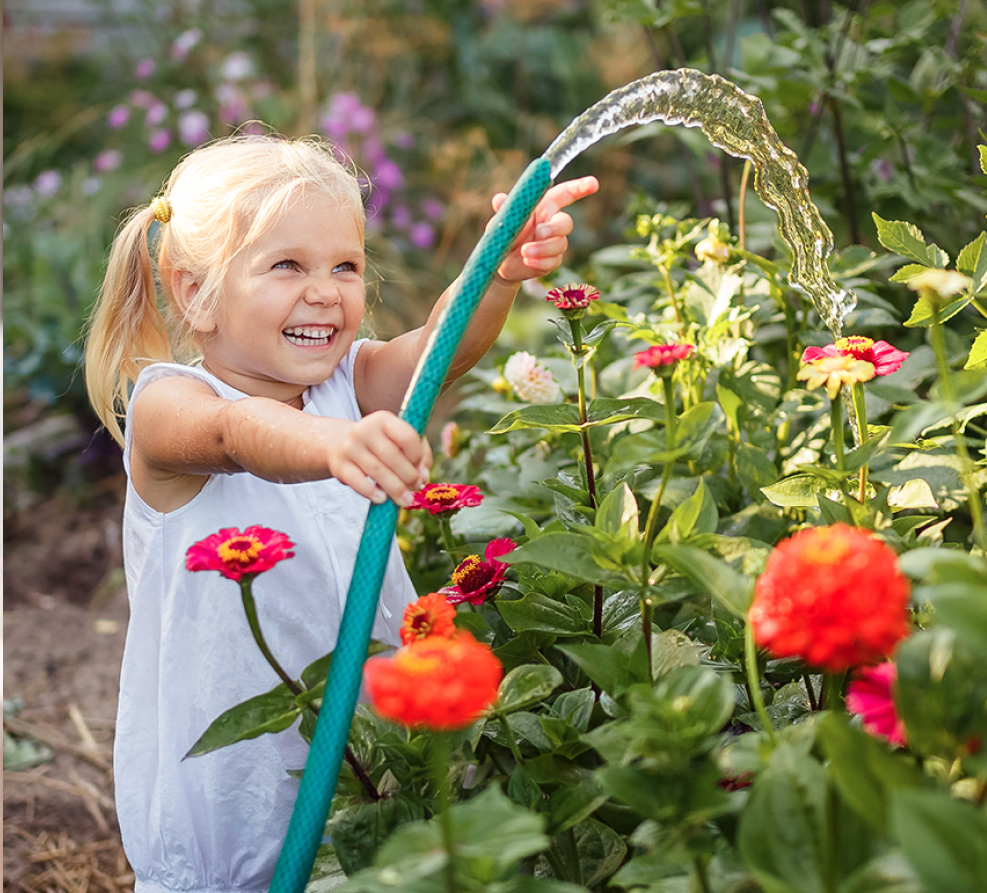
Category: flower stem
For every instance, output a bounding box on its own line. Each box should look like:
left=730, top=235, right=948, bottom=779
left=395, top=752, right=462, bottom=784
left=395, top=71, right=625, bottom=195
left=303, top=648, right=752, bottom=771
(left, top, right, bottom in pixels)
left=930, top=302, right=986, bottom=548
left=661, top=264, right=684, bottom=331
left=239, top=578, right=300, bottom=695
left=821, top=672, right=846, bottom=712
left=439, top=517, right=458, bottom=556
left=851, top=382, right=870, bottom=504
left=570, top=316, right=603, bottom=638
left=744, top=622, right=776, bottom=744
left=495, top=709, right=525, bottom=766
left=831, top=396, right=846, bottom=473
left=431, top=732, right=459, bottom=893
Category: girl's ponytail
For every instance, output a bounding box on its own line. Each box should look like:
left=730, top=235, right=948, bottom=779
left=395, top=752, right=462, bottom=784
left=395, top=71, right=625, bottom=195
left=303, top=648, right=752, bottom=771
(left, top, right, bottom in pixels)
left=84, top=202, right=172, bottom=446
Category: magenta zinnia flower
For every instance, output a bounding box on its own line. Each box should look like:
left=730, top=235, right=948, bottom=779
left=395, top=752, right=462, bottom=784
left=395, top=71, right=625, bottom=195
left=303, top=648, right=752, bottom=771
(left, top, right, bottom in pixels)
left=801, top=336, right=908, bottom=377
left=633, top=343, right=695, bottom=369
left=847, top=662, right=907, bottom=747
left=409, top=483, right=484, bottom=516
left=440, top=538, right=516, bottom=606
left=186, top=526, right=295, bottom=581
left=545, top=283, right=600, bottom=311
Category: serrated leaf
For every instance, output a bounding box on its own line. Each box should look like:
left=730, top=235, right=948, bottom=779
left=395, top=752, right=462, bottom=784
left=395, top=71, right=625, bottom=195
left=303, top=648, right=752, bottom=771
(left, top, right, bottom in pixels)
left=964, top=331, right=987, bottom=370
left=904, top=293, right=973, bottom=327
left=980, top=145, right=987, bottom=176
left=184, top=683, right=300, bottom=758
left=956, top=231, right=987, bottom=293
left=889, top=263, right=932, bottom=283
left=873, top=213, right=949, bottom=267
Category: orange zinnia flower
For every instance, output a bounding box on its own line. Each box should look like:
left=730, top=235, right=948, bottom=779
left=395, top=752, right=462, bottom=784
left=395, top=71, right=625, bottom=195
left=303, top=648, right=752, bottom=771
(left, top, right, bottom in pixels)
left=400, top=593, right=457, bottom=645
left=364, top=632, right=503, bottom=730
left=185, top=526, right=294, bottom=581
left=748, top=524, right=910, bottom=672
left=409, top=482, right=484, bottom=516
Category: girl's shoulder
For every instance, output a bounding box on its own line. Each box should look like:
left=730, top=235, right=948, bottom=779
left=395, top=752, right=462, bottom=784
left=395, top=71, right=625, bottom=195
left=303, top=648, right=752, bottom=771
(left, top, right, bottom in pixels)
left=132, top=362, right=243, bottom=403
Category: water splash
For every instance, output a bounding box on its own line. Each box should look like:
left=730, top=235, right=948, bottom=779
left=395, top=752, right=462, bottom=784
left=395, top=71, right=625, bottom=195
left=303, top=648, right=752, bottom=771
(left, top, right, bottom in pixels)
left=544, top=68, right=855, bottom=336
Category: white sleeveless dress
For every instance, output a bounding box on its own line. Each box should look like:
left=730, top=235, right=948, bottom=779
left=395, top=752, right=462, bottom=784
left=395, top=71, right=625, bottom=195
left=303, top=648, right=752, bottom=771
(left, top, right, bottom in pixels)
left=115, top=342, right=416, bottom=893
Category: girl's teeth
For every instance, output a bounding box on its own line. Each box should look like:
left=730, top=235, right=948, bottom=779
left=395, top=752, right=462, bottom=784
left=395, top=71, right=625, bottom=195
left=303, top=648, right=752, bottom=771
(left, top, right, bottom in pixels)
left=284, top=326, right=334, bottom=346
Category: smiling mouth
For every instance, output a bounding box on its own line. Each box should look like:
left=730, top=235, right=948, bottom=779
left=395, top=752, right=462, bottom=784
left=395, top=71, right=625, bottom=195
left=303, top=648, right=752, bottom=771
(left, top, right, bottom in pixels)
left=283, top=325, right=335, bottom=347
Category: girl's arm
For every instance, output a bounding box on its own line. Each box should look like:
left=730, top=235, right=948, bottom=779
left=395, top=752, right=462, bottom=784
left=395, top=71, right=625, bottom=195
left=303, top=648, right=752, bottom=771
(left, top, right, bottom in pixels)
left=130, top=375, right=430, bottom=513
left=355, top=176, right=599, bottom=414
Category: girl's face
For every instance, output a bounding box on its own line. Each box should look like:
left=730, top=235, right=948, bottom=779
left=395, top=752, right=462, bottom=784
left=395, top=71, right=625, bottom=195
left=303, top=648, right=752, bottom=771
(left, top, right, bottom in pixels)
left=198, top=190, right=366, bottom=405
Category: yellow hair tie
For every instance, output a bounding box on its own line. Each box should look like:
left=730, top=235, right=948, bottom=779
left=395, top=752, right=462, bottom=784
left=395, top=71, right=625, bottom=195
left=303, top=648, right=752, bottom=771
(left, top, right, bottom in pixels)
left=150, top=196, right=172, bottom=223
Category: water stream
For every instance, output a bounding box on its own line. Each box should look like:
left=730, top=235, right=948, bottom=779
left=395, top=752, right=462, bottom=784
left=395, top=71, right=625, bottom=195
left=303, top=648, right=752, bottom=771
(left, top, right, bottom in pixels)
left=544, top=68, right=855, bottom=336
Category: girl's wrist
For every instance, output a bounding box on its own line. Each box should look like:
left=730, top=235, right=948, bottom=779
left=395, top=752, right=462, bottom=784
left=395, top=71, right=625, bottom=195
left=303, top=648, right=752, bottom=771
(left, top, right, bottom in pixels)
left=492, top=272, right=522, bottom=290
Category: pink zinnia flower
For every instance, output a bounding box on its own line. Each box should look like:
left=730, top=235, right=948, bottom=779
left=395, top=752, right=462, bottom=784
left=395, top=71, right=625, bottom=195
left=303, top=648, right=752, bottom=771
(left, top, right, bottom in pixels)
left=545, top=283, right=600, bottom=311
left=440, top=538, right=516, bottom=606
left=186, top=526, right=295, bottom=581
left=847, top=662, right=907, bottom=747
left=633, top=343, right=695, bottom=369
left=409, top=483, right=483, bottom=516
left=801, top=336, right=908, bottom=377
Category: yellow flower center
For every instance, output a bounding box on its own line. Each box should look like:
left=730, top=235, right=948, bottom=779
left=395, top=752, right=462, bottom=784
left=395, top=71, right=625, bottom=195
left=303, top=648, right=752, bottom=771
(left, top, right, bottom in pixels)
left=394, top=639, right=457, bottom=676
left=452, top=555, right=496, bottom=593
left=217, top=535, right=262, bottom=567
left=801, top=530, right=854, bottom=566
left=835, top=336, right=874, bottom=359
left=425, top=485, right=459, bottom=505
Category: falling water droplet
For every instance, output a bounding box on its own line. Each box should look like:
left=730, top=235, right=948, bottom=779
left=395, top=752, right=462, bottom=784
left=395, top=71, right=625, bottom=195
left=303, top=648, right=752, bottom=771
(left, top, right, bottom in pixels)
left=543, top=68, right=855, bottom=336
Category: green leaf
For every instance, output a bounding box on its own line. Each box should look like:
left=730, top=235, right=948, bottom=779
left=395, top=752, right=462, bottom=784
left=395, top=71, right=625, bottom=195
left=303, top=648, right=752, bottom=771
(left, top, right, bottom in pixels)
left=488, top=403, right=581, bottom=434
left=569, top=817, right=627, bottom=887
left=736, top=743, right=830, bottom=893
left=904, top=293, right=973, bottom=327
left=872, top=214, right=949, bottom=267
left=556, top=642, right=648, bottom=697
left=546, top=780, right=609, bottom=835
left=595, top=482, right=639, bottom=536
left=496, top=590, right=589, bottom=636
left=891, top=789, right=987, bottom=893
left=184, top=683, right=300, bottom=758
left=666, top=479, right=718, bottom=542
left=956, top=231, right=987, bottom=293
left=651, top=544, right=753, bottom=616
left=737, top=442, right=779, bottom=501
left=980, top=145, right=987, bottom=175
left=889, top=263, right=935, bottom=283
left=964, top=331, right=987, bottom=370
left=761, top=473, right=832, bottom=508
left=503, top=531, right=631, bottom=589
left=497, top=664, right=564, bottom=713
left=815, top=713, right=922, bottom=832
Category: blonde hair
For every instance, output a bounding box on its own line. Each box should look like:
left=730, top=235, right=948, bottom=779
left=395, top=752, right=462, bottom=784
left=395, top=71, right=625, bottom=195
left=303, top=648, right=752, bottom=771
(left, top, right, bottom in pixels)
left=84, top=133, right=364, bottom=446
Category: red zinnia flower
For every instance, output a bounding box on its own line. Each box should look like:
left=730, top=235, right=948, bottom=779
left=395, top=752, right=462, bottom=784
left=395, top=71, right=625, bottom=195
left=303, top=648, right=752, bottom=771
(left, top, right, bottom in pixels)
left=802, top=336, right=908, bottom=377
left=364, top=632, right=503, bottom=730
left=440, top=538, right=516, bottom=606
left=409, top=482, right=484, bottom=516
left=633, top=343, right=696, bottom=369
left=545, top=283, right=600, bottom=311
left=748, top=524, right=910, bottom=673
left=847, top=662, right=907, bottom=747
left=400, top=593, right=458, bottom=645
left=186, top=526, right=295, bottom=581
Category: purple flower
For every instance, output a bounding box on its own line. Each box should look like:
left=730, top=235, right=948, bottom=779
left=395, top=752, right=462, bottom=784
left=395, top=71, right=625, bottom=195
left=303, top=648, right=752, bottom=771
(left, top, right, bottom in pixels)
left=375, top=158, right=403, bottom=190
left=134, top=59, right=156, bottom=80
left=145, top=102, right=168, bottom=127
left=391, top=205, right=412, bottom=228
left=392, top=129, right=414, bottom=149
left=129, top=90, right=156, bottom=109
left=421, top=198, right=443, bottom=221
left=148, top=129, right=172, bottom=153
left=174, top=89, right=198, bottom=109
left=216, top=85, right=249, bottom=126
left=34, top=170, right=62, bottom=197
left=409, top=222, right=435, bottom=249
left=178, top=110, right=210, bottom=147
left=107, top=105, right=130, bottom=128
left=221, top=52, right=254, bottom=81
left=93, top=150, right=122, bottom=173
left=171, top=28, right=202, bottom=61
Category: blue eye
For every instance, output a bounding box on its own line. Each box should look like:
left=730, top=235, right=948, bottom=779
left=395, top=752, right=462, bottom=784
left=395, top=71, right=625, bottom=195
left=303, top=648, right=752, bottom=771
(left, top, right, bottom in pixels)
left=274, top=259, right=298, bottom=270
left=333, top=262, right=358, bottom=274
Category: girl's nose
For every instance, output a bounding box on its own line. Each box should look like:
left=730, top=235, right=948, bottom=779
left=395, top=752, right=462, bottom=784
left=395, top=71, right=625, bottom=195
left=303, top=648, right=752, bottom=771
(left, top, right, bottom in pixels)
left=305, top=277, right=341, bottom=306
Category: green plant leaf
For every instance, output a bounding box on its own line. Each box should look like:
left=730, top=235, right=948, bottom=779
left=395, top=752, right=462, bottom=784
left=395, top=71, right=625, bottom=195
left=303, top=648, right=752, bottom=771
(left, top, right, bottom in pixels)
left=872, top=214, right=949, bottom=267
left=496, top=590, right=589, bottom=636
left=903, top=293, right=973, bottom=327
left=503, top=532, right=631, bottom=588
left=488, top=404, right=582, bottom=434
left=184, top=683, right=300, bottom=758
left=956, top=231, right=987, bottom=293
left=497, top=664, right=564, bottom=713
left=761, top=473, right=831, bottom=508
left=964, top=331, right=987, bottom=370
left=891, top=789, right=987, bottom=893
left=546, top=779, right=609, bottom=835
left=651, top=544, right=753, bottom=616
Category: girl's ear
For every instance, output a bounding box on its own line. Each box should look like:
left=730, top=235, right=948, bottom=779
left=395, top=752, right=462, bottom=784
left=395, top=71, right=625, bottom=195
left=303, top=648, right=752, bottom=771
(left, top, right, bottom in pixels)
left=171, top=270, right=214, bottom=333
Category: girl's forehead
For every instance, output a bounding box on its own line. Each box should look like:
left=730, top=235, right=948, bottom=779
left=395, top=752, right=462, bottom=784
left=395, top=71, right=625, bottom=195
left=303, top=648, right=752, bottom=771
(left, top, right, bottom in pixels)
left=254, top=191, right=364, bottom=245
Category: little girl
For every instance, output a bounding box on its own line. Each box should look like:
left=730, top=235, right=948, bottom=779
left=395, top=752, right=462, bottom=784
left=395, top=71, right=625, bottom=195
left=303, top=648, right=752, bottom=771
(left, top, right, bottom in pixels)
left=84, top=133, right=597, bottom=893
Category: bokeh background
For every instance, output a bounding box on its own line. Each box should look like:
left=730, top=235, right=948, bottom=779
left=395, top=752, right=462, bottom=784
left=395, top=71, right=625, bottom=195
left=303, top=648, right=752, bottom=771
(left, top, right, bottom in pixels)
left=3, top=0, right=985, bottom=887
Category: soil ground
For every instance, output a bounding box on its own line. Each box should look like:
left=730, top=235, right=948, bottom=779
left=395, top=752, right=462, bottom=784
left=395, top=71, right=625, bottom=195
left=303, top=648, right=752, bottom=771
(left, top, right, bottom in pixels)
left=4, top=466, right=134, bottom=893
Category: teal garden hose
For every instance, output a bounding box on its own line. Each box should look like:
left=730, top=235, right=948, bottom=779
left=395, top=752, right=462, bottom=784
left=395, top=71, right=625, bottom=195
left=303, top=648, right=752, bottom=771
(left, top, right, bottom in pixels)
left=269, top=156, right=554, bottom=893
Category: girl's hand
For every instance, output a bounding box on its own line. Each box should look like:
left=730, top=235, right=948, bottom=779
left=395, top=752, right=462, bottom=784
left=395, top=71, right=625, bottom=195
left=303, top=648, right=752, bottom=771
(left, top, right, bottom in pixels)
left=327, top=411, right=432, bottom=507
left=493, top=176, right=599, bottom=284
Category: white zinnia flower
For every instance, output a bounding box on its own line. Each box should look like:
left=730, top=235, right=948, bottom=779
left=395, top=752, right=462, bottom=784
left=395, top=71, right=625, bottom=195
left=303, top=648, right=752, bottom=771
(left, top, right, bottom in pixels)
left=503, top=352, right=561, bottom=404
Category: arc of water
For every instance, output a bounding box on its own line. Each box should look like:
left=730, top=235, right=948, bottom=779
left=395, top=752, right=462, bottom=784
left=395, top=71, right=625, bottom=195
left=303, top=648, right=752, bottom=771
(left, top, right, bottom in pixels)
left=545, top=68, right=855, bottom=336
left=269, top=157, right=553, bottom=893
